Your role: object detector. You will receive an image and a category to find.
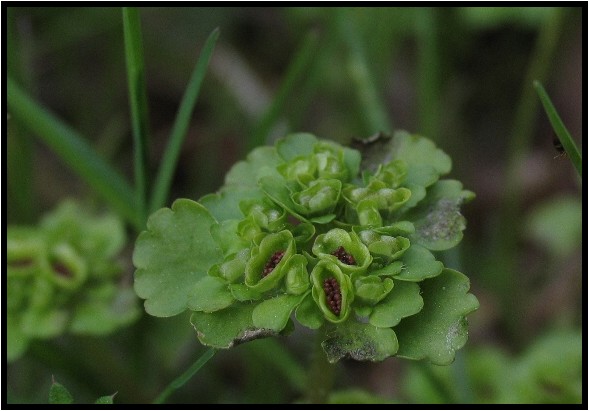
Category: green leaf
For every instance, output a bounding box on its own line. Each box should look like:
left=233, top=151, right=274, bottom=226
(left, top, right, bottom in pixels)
left=187, top=276, right=234, bottom=313
left=252, top=292, right=308, bottom=331
left=190, top=303, right=278, bottom=349
left=199, top=190, right=264, bottom=223
left=395, top=269, right=479, bottom=365
left=369, top=280, right=423, bottom=328
left=49, top=380, right=74, bottom=404
left=534, top=81, right=582, bottom=176
left=405, top=180, right=475, bottom=251
left=276, top=133, right=317, bottom=161
left=224, top=145, right=283, bottom=189
left=259, top=176, right=304, bottom=218
left=133, top=199, right=223, bottom=317
left=295, top=293, right=324, bottom=329
left=94, top=394, right=116, bottom=404
left=322, top=321, right=399, bottom=363
left=391, top=131, right=452, bottom=177
left=394, top=244, right=443, bottom=281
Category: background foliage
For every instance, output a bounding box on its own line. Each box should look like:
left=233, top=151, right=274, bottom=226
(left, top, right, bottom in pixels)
left=6, top=6, right=583, bottom=404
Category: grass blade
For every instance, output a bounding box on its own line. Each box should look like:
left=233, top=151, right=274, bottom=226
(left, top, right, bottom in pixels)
left=153, top=348, right=216, bottom=404
left=149, top=28, right=220, bottom=213
left=337, top=8, right=393, bottom=135
left=248, top=31, right=320, bottom=151
left=7, top=77, right=139, bottom=228
left=534, top=80, right=582, bottom=176
left=123, top=7, right=151, bottom=226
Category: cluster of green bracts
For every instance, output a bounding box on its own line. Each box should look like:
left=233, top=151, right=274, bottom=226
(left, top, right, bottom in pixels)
left=134, top=132, right=479, bottom=363
left=7, top=201, right=140, bottom=361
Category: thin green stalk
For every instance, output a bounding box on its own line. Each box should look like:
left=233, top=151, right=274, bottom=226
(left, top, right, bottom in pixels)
left=337, top=8, right=393, bottom=134
left=153, top=348, right=216, bottom=404
left=491, top=8, right=564, bottom=340
left=416, top=7, right=441, bottom=139
left=534, top=80, right=582, bottom=176
left=123, top=7, right=151, bottom=226
left=149, top=28, right=220, bottom=213
left=248, top=31, right=320, bottom=151
left=7, top=77, right=139, bottom=229
left=306, top=326, right=336, bottom=404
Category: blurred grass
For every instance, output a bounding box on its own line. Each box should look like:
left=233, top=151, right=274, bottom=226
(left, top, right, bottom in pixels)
left=6, top=6, right=582, bottom=404
left=123, top=7, right=151, bottom=226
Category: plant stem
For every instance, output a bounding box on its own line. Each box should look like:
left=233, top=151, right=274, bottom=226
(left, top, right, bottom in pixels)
left=153, top=348, right=216, bottom=404
left=306, top=326, right=335, bottom=404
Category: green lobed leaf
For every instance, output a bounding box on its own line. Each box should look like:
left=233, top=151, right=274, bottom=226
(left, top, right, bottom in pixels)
left=190, top=302, right=279, bottom=349
left=199, top=191, right=256, bottom=223
left=395, top=268, right=479, bottom=365
left=322, top=321, right=399, bottom=363
left=276, top=133, right=317, bottom=161
left=393, top=244, right=443, bottom=281
left=252, top=292, right=308, bottom=331
left=369, top=280, right=423, bottom=328
left=187, top=276, right=234, bottom=313
left=225, top=145, right=283, bottom=189
left=391, top=131, right=452, bottom=177
left=295, top=293, right=324, bottom=329
left=133, top=199, right=223, bottom=317
left=405, top=180, right=475, bottom=251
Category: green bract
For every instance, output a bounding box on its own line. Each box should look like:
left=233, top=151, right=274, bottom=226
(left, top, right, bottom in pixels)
left=133, top=131, right=478, bottom=364
left=7, top=201, right=140, bottom=361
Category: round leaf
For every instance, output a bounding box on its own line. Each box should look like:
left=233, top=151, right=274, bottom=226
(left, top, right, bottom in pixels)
left=369, top=280, right=423, bottom=328
left=252, top=292, right=308, bottom=331
left=405, top=180, right=475, bottom=251
left=133, top=199, right=223, bottom=317
left=187, top=276, right=234, bottom=313
left=394, top=244, right=443, bottom=281
left=395, top=268, right=479, bottom=365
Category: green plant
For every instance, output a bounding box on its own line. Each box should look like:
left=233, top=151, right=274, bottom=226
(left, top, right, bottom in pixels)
left=49, top=377, right=115, bottom=404
left=7, top=201, right=140, bottom=361
left=134, top=131, right=479, bottom=365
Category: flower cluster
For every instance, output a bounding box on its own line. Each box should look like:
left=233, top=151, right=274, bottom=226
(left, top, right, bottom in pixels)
left=7, top=201, right=139, bottom=361
left=134, top=132, right=479, bottom=364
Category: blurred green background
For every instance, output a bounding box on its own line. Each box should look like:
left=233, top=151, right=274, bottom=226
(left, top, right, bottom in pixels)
left=6, top=6, right=583, bottom=404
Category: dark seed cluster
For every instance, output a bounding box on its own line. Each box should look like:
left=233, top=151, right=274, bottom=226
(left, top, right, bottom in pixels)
left=332, top=246, right=356, bottom=265
left=323, top=277, right=342, bottom=315
left=262, top=250, right=285, bottom=278
left=52, top=262, right=72, bottom=278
